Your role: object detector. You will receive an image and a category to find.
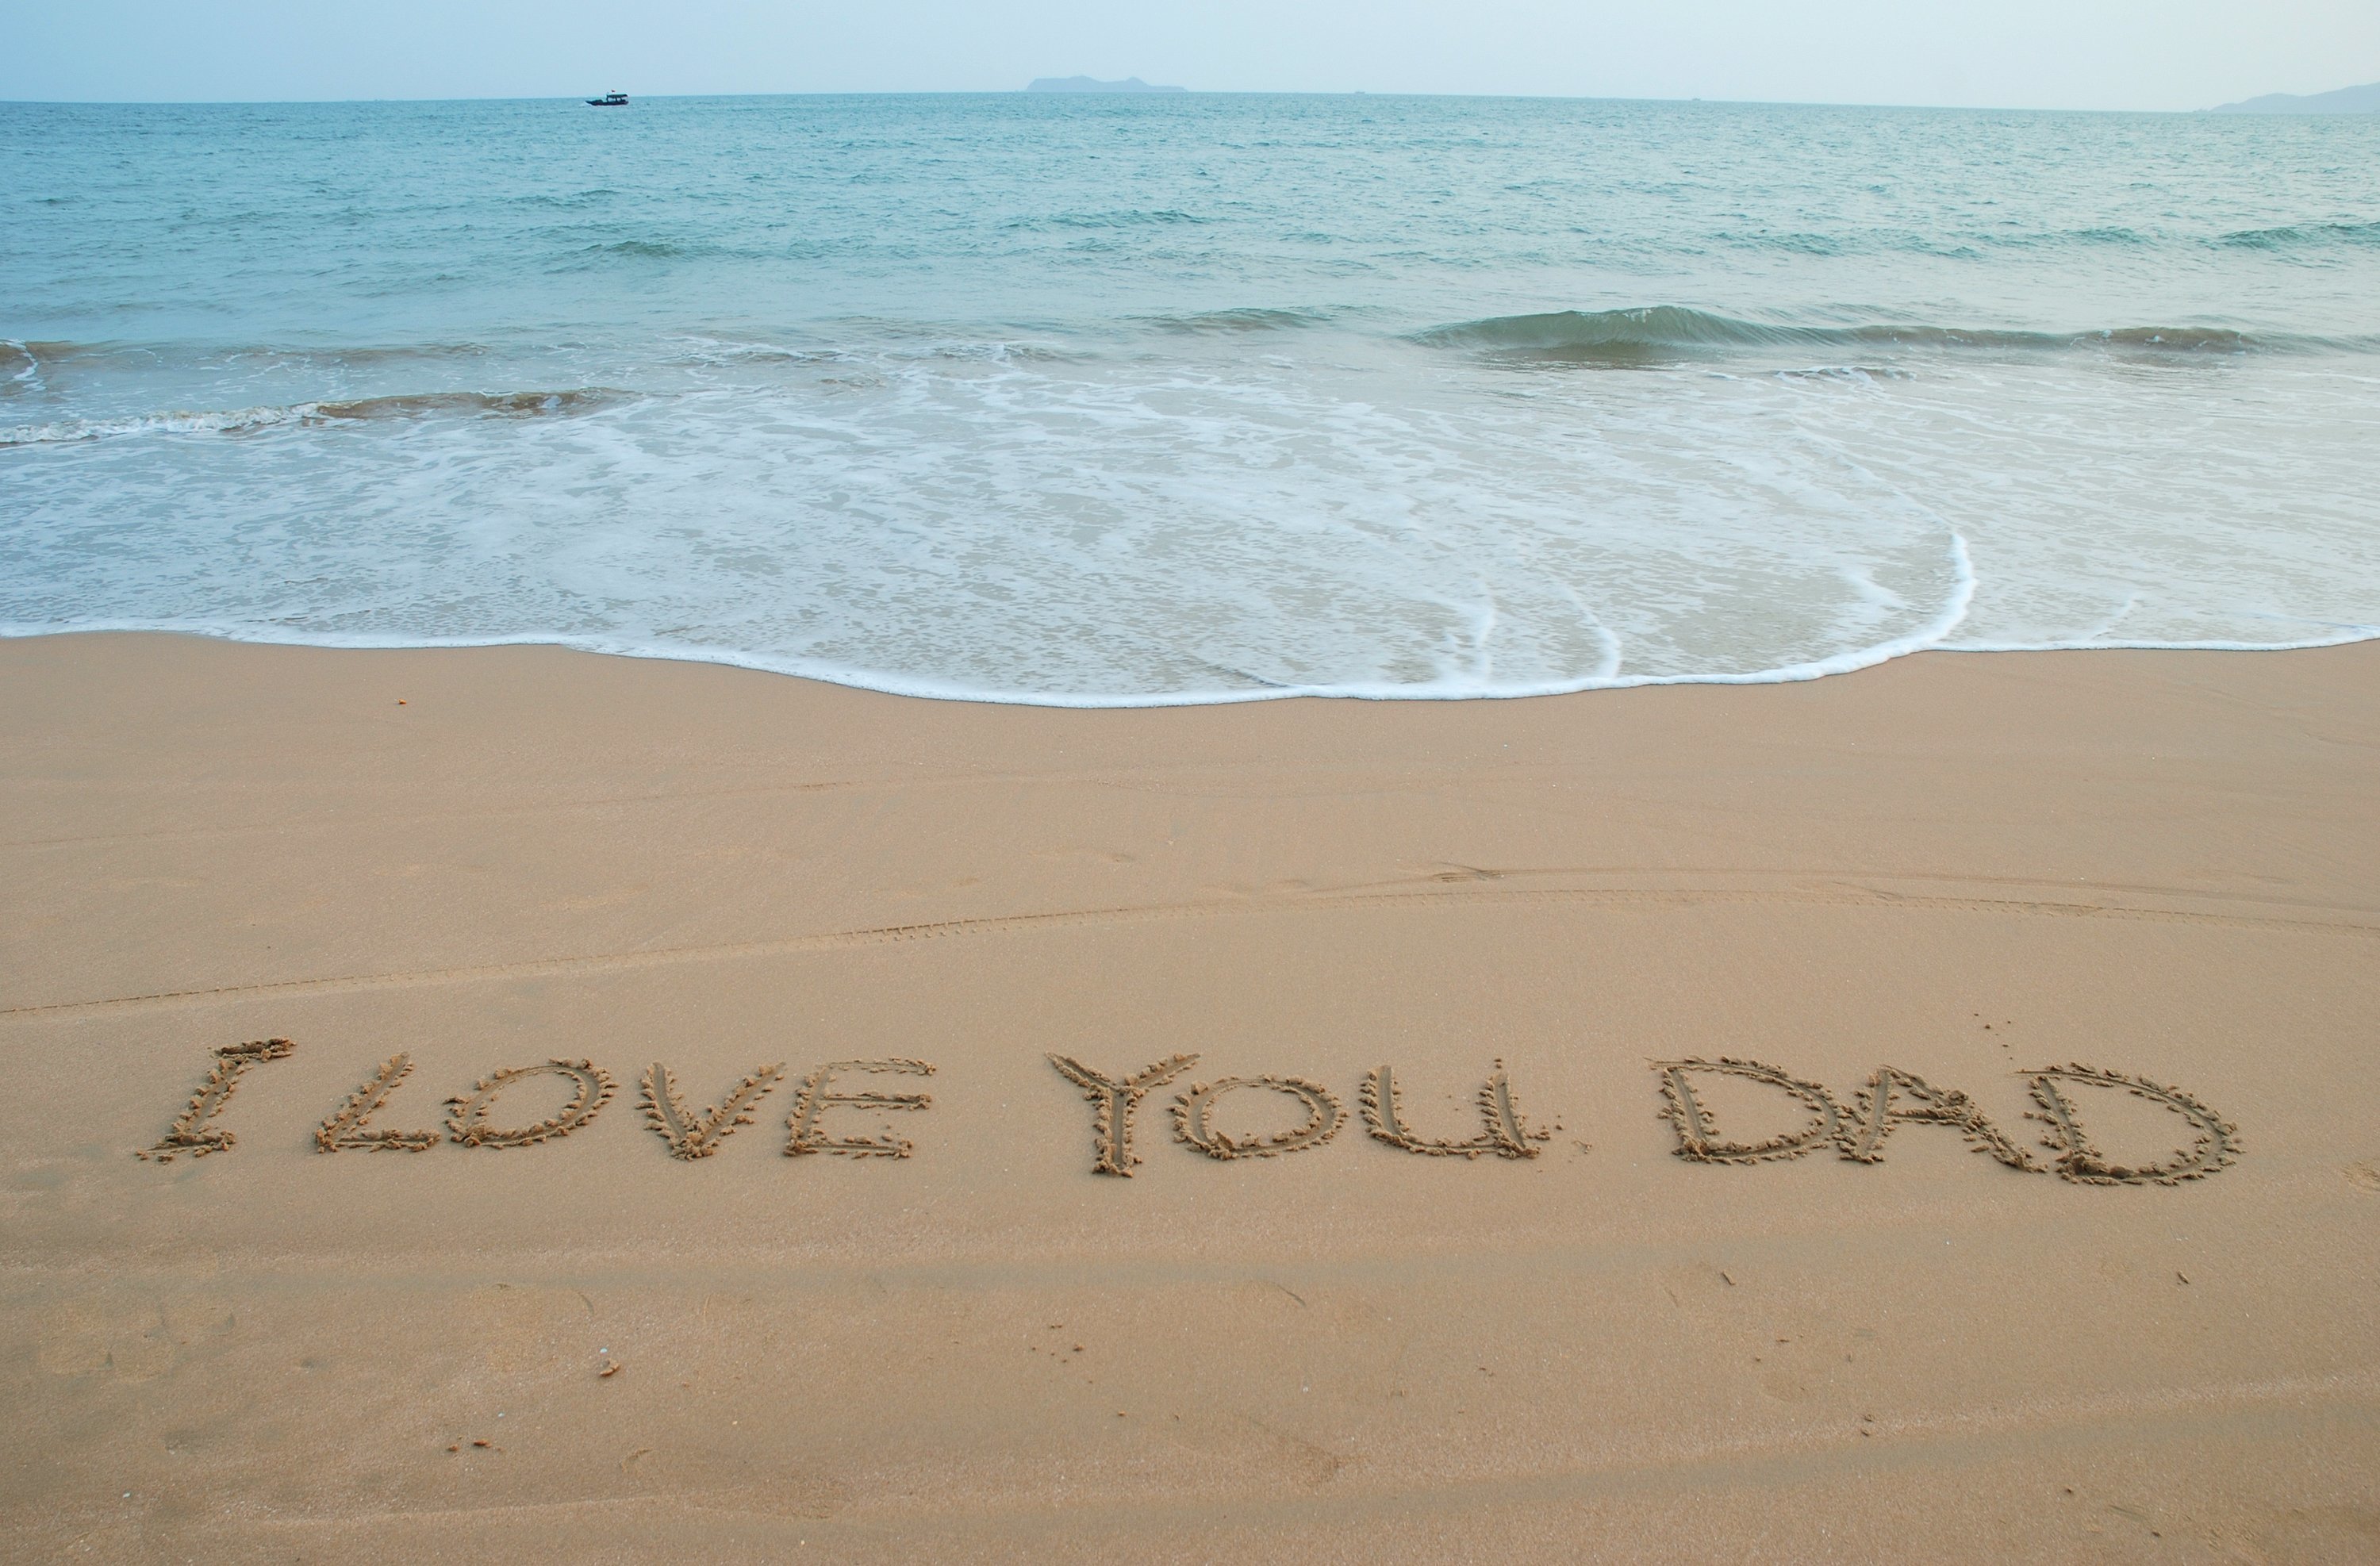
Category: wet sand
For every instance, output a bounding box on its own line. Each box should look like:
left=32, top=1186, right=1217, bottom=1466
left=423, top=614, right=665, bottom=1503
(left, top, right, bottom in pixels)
left=3, top=631, right=2376, bottom=1561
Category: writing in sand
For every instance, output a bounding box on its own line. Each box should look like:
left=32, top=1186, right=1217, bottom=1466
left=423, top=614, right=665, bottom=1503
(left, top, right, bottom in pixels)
left=135, top=1041, right=2240, bottom=1189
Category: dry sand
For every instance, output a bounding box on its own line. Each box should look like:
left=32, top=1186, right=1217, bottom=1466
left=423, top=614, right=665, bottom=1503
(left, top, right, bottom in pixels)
left=2, top=631, right=2376, bottom=1562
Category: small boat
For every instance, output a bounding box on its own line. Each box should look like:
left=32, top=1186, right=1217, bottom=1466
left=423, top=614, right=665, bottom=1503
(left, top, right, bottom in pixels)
left=585, top=90, right=629, bottom=107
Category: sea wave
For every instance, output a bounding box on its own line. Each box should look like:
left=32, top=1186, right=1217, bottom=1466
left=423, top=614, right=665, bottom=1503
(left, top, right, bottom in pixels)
left=5, top=340, right=127, bottom=369
left=1138, top=307, right=1333, bottom=334
left=0, top=387, right=628, bottom=446
left=1415, top=305, right=2365, bottom=363
left=247, top=342, right=495, bottom=369
left=668, top=333, right=1075, bottom=368
left=0, top=338, right=493, bottom=376
left=2216, top=220, right=2380, bottom=251
left=556, top=238, right=727, bottom=268
left=0, top=405, right=313, bottom=445
left=1, top=341, right=38, bottom=393
left=1004, top=209, right=1209, bottom=231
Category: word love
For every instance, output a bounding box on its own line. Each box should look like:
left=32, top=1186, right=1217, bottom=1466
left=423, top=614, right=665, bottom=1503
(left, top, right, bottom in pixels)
left=1656, top=1057, right=2242, bottom=1186
left=136, top=1041, right=932, bottom=1164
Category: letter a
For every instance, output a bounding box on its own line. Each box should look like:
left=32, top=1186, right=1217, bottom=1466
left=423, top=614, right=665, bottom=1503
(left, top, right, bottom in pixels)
left=1836, top=1065, right=2034, bottom=1170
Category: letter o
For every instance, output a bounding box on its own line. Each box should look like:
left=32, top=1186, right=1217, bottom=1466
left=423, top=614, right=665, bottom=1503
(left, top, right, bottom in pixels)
left=1173, top=1075, right=1345, bottom=1160
left=446, top=1059, right=615, bottom=1148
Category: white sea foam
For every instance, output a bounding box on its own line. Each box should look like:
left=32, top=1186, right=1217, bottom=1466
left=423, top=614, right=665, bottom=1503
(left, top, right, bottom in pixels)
left=1, top=404, right=317, bottom=445
left=6, top=336, right=2374, bottom=703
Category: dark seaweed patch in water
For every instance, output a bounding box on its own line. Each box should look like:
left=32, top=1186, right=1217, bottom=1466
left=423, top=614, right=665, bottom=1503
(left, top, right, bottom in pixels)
left=4, top=339, right=492, bottom=377
left=13, top=340, right=119, bottom=367
left=1, top=386, right=635, bottom=446
left=1415, top=305, right=1794, bottom=363
left=2091, top=326, right=2254, bottom=353
left=1773, top=365, right=1917, bottom=382
left=309, top=388, right=629, bottom=421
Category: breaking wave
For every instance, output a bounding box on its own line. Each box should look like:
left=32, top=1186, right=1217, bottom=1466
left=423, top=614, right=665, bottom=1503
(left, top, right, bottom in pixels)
left=2217, top=220, right=2380, bottom=251
left=1414, top=306, right=2371, bottom=363
left=0, top=388, right=628, bottom=446
left=1, top=341, right=38, bottom=393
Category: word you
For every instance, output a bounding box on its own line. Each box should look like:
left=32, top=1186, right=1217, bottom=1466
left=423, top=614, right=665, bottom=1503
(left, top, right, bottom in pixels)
left=136, top=1042, right=2237, bottom=1188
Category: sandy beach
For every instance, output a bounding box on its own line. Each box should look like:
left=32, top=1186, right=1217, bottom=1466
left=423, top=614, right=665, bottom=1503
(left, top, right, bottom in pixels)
left=2, top=630, right=2376, bottom=1561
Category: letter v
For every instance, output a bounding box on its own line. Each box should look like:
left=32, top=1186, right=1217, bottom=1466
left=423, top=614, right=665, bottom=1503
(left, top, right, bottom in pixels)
left=641, top=1061, right=788, bottom=1160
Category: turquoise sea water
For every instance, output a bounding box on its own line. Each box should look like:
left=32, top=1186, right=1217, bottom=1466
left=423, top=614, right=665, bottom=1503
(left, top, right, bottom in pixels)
left=3, top=94, right=2377, bottom=701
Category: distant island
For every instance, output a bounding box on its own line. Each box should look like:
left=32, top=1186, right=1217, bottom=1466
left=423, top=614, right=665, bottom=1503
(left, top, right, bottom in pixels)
left=2207, top=80, right=2380, bottom=114
left=1027, top=76, right=1186, bottom=94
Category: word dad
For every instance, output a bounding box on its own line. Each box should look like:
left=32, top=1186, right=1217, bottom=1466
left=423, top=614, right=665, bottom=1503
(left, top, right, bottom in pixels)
left=137, top=1042, right=2238, bottom=1188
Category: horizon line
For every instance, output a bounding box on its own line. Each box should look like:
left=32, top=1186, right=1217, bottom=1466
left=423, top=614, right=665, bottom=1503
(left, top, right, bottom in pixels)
left=0, top=88, right=2282, bottom=114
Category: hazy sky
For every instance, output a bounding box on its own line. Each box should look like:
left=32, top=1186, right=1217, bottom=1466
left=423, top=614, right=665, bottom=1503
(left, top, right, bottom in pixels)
left=6, top=0, right=2377, bottom=110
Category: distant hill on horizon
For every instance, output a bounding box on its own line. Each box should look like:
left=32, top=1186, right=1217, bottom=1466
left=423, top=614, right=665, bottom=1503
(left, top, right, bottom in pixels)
left=2207, top=80, right=2380, bottom=114
left=1026, top=76, right=1186, bottom=94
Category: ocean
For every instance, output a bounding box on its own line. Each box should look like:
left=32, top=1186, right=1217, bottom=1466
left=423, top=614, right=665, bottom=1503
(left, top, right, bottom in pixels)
left=3, top=93, right=2376, bottom=703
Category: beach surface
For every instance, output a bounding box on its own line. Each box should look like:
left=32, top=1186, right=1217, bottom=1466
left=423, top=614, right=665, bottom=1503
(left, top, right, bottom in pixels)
left=2, top=631, right=2376, bottom=1562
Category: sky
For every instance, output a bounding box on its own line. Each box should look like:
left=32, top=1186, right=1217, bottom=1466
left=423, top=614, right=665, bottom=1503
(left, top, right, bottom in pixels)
left=5, top=0, right=2377, bottom=110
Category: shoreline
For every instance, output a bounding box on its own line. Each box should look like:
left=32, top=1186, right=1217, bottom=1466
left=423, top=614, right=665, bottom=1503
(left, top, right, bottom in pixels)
left=7, top=612, right=2380, bottom=709
left=3, top=631, right=2375, bottom=1560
